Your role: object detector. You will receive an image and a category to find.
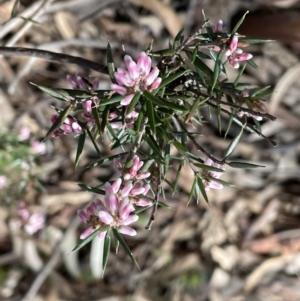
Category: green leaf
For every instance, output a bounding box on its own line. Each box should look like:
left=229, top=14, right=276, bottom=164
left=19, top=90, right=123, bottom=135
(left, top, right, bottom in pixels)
left=187, top=177, right=196, bottom=205
left=172, top=140, right=187, bottom=152
left=172, top=160, right=183, bottom=196
left=112, top=228, right=140, bottom=270
left=92, top=106, right=102, bottom=138
left=107, top=42, right=115, bottom=82
left=240, top=38, right=274, bottom=44
left=72, top=228, right=103, bottom=252
left=126, top=93, right=141, bottom=115
left=43, top=104, right=73, bottom=140
left=251, top=86, right=271, bottom=98
left=159, top=69, right=188, bottom=89
left=197, top=177, right=209, bottom=204
left=102, top=233, right=111, bottom=277
left=77, top=183, right=105, bottom=195
left=186, top=51, right=213, bottom=78
left=233, top=63, right=247, bottom=87
left=146, top=99, right=156, bottom=134
left=99, top=95, right=124, bottom=107
left=144, top=134, right=164, bottom=161
left=75, top=132, right=86, bottom=168
left=224, top=124, right=245, bottom=158
left=247, top=59, right=258, bottom=70
left=11, top=0, right=20, bottom=18
left=211, top=52, right=221, bottom=91
left=151, top=49, right=175, bottom=57
left=228, top=161, right=265, bottom=169
left=143, top=91, right=185, bottom=112
left=101, top=105, right=110, bottom=134
left=202, top=10, right=216, bottom=40
left=31, top=83, right=69, bottom=102
left=231, top=11, right=249, bottom=36
left=87, top=152, right=128, bottom=169
left=193, top=163, right=224, bottom=173
left=86, top=128, right=102, bottom=157
left=173, top=28, right=185, bottom=48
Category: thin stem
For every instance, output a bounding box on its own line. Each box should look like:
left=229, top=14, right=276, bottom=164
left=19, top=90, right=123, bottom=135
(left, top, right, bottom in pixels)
left=145, top=163, right=162, bottom=230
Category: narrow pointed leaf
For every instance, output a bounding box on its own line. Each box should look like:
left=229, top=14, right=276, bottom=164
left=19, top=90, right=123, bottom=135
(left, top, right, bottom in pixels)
left=126, top=93, right=141, bottom=115
left=173, top=160, right=183, bottom=196
left=102, top=233, right=111, bottom=277
left=72, top=228, right=103, bottom=252
left=187, top=178, right=196, bottom=205
left=173, top=28, right=185, bottom=48
left=112, top=228, right=140, bottom=270
left=247, top=59, right=258, bottom=69
left=107, top=42, right=115, bottom=82
left=43, top=105, right=73, bottom=140
left=197, top=177, right=209, bottom=204
left=224, top=124, right=245, bottom=158
left=77, top=183, right=105, bottom=195
left=31, top=83, right=69, bottom=102
left=146, top=98, right=156, bottom=134
left=11, top=0, right=20, bottom=18
left=233, top=63, right=247, bottom=87
left=92, top=106, right=102, bottom=137
left=86, top=128, right=102, bottom=157
left=159, top=69, right=187, bottom=89
left=75, top=132, right=86, bottom=168
left=228, top=161, right=265, bottom=168
left=231, top=11, right=249, bottom=36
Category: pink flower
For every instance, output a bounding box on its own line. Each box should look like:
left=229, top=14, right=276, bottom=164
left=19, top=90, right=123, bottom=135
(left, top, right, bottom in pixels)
left=128, top=182, right=152, bottom=207
left=30, top=140, right=46, bottom=154
left=67, top=74, right=99, bottom=90
left=0, top=175, right=7, bottom=189
left=16, top=202, right=45, bottom=235
left=49, top=115, right=83, bottom=138
left=78, top=200, right=108, bottom=240
left=114, top=156, right=151, bottom=181
left=109, top=110, right=139, bottom=130
left=78, top=179, right=140, bottom=240
left=111, top=52, right=162, bottom=106
left=202, top=157, right=224, bottom=192
left=98, top=196, right=138, bottom=236
left=18, top=127, right=31, bottom=141
left=225, top=36, right=252, bottom=69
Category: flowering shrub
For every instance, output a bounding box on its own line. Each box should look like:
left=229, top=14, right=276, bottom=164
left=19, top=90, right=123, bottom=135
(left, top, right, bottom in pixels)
left=10, top=12, right=276, bottom=273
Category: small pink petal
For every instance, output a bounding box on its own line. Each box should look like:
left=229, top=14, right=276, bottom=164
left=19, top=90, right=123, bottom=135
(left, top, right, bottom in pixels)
left=111, top=178, right=122, bottom=194
left=119, top=226, right=137, bottom=236
left=122, top=214, right=139, bottom=225
left=137, top=52, right=151, bottom=76
left=239, top=53, right=253, bottom=61
left=124, top=55, right=139, bottom=80
left=98, top=231, right=107, bottom=240
left=144, top=67, right=160, bottom=86
left=82, top=100, right=92, bottom=112
left=99, top=210, right=114, bottom=225
left=105, top=194, right=119, bottom=214
left=80, top=227, right=94, bottom=239
left=150, top=77, right=162, bottom=90
left=120, top=183, right=133, bottom=197
left=111, top=84, right=127, bottom=95
left=136, top=172, right=150, bottom=180
left=229, top=36, right=238, bottom=52
left=136, top=199, right=152, bottom=206
left=77, top=209, right=89, bottom=223
left=207, top=181, right=223, bottom=190
left=120, top=94, right=134, bottom=106
left=130, top=187, right=145, bottom=195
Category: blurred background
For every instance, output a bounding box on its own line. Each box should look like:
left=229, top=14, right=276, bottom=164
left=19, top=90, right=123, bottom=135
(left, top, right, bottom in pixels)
left=0, top=0, right=300, bottom=300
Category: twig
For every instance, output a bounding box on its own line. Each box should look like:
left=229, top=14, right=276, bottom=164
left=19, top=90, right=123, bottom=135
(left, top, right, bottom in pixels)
left=20, top=217, right=81, bottom=301
left=5, top=0, right=54, bottom=47
left=176, top=117, right=224, bottom=164
left=207, top=101, right=278, bottom=147
left=145, top=162, right=162, bottom=230
left=0, top=47, right=108, bottom=74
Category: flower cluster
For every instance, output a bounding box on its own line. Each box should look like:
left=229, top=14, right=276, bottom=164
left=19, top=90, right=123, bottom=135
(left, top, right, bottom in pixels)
left=111, top=52, right=162, bottom=106
left=12, top=202, right=45, bottom=235
left=202, top=157, right=224, bottom=192
left=225, top=36, right=252, bottom=68
left=50, top=115, right=82, bottom=138
left=114, top=155, right=150, bottom=181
